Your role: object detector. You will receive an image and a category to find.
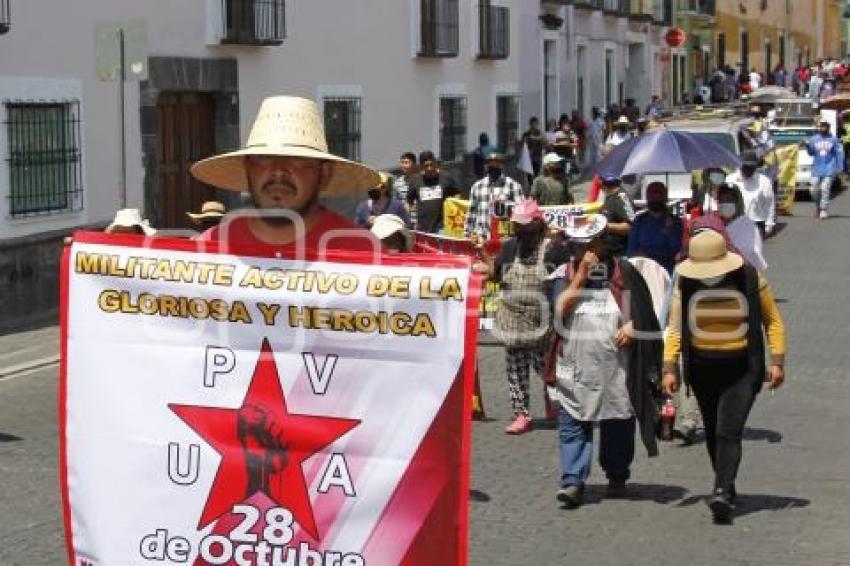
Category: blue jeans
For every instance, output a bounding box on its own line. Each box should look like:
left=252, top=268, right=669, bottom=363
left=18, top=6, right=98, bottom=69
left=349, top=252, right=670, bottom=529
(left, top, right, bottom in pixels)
left=558, top=408, right=635, bottom=488
left=811, top=176, right=833, bottom=212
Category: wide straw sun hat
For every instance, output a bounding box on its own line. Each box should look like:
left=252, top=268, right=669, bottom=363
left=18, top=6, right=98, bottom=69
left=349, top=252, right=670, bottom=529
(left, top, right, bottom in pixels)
left=190, top=96, right=380, bottom=193
left=186, top=201, right=226, bottom=222
left=677, top=229, right=744, bottom=279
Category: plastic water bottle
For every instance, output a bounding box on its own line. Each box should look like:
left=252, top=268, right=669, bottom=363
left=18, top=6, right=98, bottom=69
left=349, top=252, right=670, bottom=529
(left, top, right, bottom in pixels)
left=660, top=398, right=676, bottom=442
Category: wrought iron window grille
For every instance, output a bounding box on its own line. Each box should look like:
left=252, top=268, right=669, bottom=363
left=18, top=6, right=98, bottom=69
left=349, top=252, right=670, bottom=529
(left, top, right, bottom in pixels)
left=221, top=0, right=285, bottom=46
left=323, top=98, right=362, bottom=162
left=4, top=100, right=84, bottom=218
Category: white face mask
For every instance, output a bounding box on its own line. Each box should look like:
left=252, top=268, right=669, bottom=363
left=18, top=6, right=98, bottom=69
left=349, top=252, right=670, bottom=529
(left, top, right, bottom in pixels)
left=718, top=202, right=737, bottom=219
left=708, top=172, right=727, bottom=185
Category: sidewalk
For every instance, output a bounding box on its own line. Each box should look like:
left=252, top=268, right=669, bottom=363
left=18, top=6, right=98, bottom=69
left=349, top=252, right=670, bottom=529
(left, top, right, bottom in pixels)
left=0, top=325, right=59, bottom=379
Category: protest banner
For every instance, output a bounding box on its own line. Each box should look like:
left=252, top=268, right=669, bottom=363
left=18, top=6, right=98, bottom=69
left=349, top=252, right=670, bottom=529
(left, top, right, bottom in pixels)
left=60, top=231, right=478, bottom=566
left=442, top=198, right=603, bottom=239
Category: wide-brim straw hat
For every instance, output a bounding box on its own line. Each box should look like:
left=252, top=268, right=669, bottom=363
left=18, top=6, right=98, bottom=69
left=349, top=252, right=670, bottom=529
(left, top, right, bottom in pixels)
left=678, top=230, right=744, bottom=279
left=186, top=201, right=226, bottom=222
left=190, top=96, right=380, bottom=194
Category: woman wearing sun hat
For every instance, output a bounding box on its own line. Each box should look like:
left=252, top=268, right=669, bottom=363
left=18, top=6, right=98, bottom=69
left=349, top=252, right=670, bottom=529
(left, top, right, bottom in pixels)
left=477, top=200, right=570, bottom=434
left=662, top=229, right=786, bottom=524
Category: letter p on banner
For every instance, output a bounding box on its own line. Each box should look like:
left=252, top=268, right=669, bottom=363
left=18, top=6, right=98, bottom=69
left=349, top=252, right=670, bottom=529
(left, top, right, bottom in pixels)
left=60, top=232, right=480, bottom=565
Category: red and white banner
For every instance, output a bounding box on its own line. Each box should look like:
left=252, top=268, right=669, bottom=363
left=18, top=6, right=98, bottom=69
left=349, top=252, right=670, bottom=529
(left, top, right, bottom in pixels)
left=60, top=232, right=478, bottom=566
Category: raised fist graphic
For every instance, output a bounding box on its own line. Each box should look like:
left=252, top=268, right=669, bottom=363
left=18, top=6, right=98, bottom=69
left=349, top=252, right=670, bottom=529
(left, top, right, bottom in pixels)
left=236, top=403, right=289, bottom=498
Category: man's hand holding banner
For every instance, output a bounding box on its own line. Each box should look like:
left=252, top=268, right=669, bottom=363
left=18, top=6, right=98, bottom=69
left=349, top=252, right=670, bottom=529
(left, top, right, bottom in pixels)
left=60, top=232, right=479, bottom=565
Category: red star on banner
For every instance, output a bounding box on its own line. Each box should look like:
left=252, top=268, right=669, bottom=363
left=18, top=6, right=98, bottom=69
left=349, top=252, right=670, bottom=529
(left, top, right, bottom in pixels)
left=170, top=339, right=360, bottom=540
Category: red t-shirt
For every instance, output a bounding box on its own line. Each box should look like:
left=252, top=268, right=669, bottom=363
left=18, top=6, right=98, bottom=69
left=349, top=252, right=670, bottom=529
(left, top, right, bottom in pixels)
left=198, top=208, right=381, bottom=254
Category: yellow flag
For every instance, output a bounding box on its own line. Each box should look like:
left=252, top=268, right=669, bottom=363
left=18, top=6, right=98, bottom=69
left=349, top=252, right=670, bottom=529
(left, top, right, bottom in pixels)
left=442, top=197, right=469, bottom=238
left=770, top=145, right=799, bottom=216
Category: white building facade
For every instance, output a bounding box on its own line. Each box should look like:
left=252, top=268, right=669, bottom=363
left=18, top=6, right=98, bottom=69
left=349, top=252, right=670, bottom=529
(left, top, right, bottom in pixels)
left=520, top=1, right=671, bottom=127
left=0, top=0, right=531, bottom=330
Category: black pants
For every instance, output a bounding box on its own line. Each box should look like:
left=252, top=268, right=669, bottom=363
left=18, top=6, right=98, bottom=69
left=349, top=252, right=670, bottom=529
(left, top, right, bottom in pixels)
left=689, top=353, right=760, bottom=492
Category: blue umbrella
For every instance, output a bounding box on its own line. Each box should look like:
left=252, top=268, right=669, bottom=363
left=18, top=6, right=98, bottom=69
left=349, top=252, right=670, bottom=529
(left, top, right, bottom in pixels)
left=592, top=128, right=741, bottom=178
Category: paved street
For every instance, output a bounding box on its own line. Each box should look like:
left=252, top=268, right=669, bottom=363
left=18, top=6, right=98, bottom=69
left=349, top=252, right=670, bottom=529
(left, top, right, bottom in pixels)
left=2, top=195, right=850, bottom=565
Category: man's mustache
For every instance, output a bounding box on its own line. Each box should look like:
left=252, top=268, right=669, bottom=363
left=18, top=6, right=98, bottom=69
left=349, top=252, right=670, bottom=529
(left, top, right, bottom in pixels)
left=262, top=180, right=297, bottom=193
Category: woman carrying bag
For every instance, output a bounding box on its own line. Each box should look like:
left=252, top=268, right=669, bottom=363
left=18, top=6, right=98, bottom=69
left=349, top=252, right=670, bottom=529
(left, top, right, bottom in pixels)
left=477, top=200, right=569, bottom=434
left=662, top=229, right=786, bottom=524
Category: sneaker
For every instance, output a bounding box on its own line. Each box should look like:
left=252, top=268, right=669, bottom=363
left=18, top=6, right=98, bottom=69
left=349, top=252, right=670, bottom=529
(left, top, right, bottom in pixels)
left=674, top=427, right=697, bottom=446
left=820, top=210, right=829, bottom=220
left=556, top=485, right=584, bottom=508
left=606, top=480, right=628, bottom=499
left=504, top=413, right=532, bottom=435
left=708, top=488, right=734, bottom=524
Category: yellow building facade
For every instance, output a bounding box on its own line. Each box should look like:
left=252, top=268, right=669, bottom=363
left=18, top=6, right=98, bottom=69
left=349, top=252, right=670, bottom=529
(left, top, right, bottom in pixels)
left=675, top=0, right=844, bottom=99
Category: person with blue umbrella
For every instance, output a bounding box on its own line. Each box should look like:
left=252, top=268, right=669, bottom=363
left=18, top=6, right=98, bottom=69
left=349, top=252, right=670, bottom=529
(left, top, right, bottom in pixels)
left=593, top=128, right=741, bottom=185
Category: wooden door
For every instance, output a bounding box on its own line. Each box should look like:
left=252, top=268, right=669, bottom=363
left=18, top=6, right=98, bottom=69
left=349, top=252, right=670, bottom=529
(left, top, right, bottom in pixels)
left=157, top=92, right=216, bottom=229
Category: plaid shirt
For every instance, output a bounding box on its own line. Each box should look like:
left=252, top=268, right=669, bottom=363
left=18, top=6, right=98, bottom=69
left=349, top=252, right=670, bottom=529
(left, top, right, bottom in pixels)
left=464, top=175, right=524, bottom=240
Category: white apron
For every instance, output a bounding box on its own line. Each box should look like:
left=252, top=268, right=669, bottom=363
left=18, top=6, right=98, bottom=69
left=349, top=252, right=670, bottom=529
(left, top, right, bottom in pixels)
left=547, top=287, right=634, bottom=422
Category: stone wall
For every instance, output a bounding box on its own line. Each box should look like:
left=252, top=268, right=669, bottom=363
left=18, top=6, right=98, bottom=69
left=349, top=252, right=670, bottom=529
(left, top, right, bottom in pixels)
left=0, top=227, right=102, bottom=334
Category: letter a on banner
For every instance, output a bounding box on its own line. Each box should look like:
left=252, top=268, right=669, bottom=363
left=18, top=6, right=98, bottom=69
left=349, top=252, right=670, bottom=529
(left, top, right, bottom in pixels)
left=59, top=232, right=480, bottom=565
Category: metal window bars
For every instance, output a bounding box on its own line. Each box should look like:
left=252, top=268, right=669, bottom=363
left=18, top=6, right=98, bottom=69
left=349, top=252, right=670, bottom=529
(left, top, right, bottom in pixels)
left=323, top=98, right=362, bottom=162
left=419, top=0, right=459, bottom=57
left=679, top=0, right=714, bottom=15
left=4, top=100, right=84, bottom=218
left=439, top=96, right=467, bottom=163
left=496, top=96, right=519, bottom=155
left=222, top=0, right=285, bottom=46
left=478, top=2, right=509, bottom=59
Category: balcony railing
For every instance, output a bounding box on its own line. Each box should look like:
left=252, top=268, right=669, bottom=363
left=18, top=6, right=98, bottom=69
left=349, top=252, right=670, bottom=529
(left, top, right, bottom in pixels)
left=678, top=0, right=715, bottom=16
left=0, top=0, right=10, bottom=35
left=652, top=0, right=673, bottom=25
left=602, top=0, right=628, bottom=14
left=420, top=0, right=459, bottom=57
left=628, top=0, right=655, bottom=20
left=571, top=0, right=603, bottom=11
left=221, top=0, right=285, bottom=46
left=478, top=3, right=509, bottom=59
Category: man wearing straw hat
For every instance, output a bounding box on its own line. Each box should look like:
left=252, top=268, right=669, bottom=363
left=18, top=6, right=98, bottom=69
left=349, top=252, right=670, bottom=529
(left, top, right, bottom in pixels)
left=191, top=96, right=381, bottom=251
left=186, top=201, right=226, bottom=233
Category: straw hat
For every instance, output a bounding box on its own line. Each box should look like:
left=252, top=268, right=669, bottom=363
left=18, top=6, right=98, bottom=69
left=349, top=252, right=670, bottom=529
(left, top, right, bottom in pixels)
left=677, top=230, right=744, bottom=279
left=186, top=201, right=226, bottom=222
left=370, top=214, right=412, bottom=251
left=615, top=116, right=631, bottom=126
left=190, top=96, right=380, bottom=193
left=105, top=208, right=156, bottom=236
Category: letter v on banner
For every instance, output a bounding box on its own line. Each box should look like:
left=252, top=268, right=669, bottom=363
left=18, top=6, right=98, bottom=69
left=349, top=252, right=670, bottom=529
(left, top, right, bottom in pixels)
left=59, top=231, right=480, bottom=565
left=302, top=352, right=338, bottom=395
